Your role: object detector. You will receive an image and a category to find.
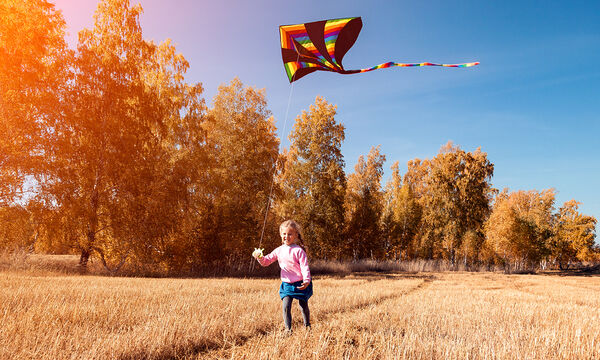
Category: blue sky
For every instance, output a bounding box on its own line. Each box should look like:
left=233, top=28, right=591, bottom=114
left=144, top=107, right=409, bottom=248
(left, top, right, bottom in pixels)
left=54, top=0, right=600, bottom=234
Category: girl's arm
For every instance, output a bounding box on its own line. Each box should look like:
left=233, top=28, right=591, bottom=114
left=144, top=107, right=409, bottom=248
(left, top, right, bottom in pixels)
left=297, top=249, right=311, bottom=283
left=257, top=248, right=278, bottom=267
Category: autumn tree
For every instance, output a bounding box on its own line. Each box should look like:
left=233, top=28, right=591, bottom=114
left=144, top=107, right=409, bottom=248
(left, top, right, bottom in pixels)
left=484, top=189, right=555, bottom=269
left=0, top=206, right=36, bottom=251
left=417, top=142, right=495, bottom=263
left=550, top=200, right=597, bottom=268
left=35, top=0, right=206, bottom=271
left=381, top=164, right=400, bottom=260
left=345, top=146, right=386, bottom=259
left=199, top=78, right=279, bottom=265
left=400, top=158, right=430, bottom=257
left=277, top=96, right=346, bottom=259
left=382, top=161, right=422, bottom=260
left=0, top=0, right=69, bottom=206
left=107, top=44, right=207, bottom=273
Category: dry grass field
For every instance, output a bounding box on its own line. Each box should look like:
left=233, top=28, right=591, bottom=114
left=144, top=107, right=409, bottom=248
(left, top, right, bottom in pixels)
left=1, top=258, right=599, bottom=359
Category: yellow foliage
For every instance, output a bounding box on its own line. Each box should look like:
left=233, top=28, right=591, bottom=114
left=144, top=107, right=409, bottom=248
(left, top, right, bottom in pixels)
left=0, top=0, right=69, bottom=205
left=277, top=96, right=346, bottom=259
left=345, top=146, right=386, bottom=259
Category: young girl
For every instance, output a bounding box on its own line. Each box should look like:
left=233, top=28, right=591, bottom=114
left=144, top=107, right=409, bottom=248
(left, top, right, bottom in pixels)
left=253, top=220, right=312, bottom=331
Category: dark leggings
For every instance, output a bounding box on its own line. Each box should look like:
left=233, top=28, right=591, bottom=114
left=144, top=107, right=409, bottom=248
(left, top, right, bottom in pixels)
left=282, top=296, right=310, bottom=330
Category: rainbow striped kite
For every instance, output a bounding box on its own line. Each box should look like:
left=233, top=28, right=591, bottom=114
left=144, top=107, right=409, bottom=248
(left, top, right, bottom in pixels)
left=280, top=17, right=479, bottom=83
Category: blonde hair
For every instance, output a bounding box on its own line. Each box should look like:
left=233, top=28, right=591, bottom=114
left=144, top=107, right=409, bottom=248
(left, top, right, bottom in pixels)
left=279, top=220, right=306, bottom=250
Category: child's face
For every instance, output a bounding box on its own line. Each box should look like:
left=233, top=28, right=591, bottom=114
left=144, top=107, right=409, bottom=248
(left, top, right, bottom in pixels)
left=280, top=226, right=298, bottom=246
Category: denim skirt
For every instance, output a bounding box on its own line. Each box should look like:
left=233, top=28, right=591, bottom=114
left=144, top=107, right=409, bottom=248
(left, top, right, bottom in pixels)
left=279, top=280, right=313, bottom=301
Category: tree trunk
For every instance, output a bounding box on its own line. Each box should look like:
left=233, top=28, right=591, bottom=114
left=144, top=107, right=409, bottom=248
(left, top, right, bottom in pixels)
left=79, top=248, right=91, bottom=271
left=80, top=179, right=99, bottom=273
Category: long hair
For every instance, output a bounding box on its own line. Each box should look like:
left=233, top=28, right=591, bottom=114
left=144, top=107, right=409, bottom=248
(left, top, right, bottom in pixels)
left=279, top=219, right=306, bottom=251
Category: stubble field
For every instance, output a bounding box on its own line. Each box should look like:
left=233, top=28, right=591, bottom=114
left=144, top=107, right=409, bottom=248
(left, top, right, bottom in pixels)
left=1, top=264, right=599, bottom=359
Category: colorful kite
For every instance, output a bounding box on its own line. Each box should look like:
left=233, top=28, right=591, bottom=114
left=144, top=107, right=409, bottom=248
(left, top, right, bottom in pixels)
left=279, top=17, right=479, bottom=83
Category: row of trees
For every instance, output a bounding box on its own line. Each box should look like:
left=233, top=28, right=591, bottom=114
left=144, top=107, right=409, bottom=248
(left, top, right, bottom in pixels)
left=1, top=0, right=597, bottom=273
left=1, top=0, right=280, bottom=272
left=282, top=122, right=598, bottom=270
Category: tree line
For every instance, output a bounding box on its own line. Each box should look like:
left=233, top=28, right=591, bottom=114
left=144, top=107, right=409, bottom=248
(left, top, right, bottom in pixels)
left=1, top=0, right=597, bottom=273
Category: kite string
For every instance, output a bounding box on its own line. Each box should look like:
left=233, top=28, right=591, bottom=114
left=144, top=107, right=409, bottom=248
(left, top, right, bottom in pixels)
left=256, top=55, right=299, bottom=250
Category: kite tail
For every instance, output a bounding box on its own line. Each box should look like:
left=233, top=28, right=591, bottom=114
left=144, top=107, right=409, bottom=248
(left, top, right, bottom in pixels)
left=357, top=61, right=480, bottom=73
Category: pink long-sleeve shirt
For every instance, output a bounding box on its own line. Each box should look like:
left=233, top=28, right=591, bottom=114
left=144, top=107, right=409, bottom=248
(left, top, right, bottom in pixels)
left=257, top=244, right=311, bottom=283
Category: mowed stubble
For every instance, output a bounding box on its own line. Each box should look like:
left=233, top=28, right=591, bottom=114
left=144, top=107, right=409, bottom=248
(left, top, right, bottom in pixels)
left=1, top=270, right=599, bottom=359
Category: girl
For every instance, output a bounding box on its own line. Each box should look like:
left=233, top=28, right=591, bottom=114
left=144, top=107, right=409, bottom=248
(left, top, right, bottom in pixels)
left=253, top=220, right=312, bottom=331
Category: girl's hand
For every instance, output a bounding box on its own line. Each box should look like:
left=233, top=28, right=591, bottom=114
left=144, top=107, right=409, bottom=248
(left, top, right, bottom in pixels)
left=252, top=248, right=264, bottom=259
left=297, top=281, right=310, bottom=290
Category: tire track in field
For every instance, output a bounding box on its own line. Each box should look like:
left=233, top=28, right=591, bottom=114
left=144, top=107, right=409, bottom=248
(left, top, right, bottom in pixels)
left=198, top=275, right=435, bottom=360
left=509, top=282, right=600, bottom=311
left=316, top=275, right=434, bottom=320
left=119, top=275, right=435, bottom=360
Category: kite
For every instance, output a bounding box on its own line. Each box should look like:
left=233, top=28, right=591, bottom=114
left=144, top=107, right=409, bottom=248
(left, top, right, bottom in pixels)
left=279, top=17, right=479, bottom=83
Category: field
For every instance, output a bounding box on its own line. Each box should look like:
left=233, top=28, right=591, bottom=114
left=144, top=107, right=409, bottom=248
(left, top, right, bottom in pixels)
left=1, top=259, right=600, bottom=359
